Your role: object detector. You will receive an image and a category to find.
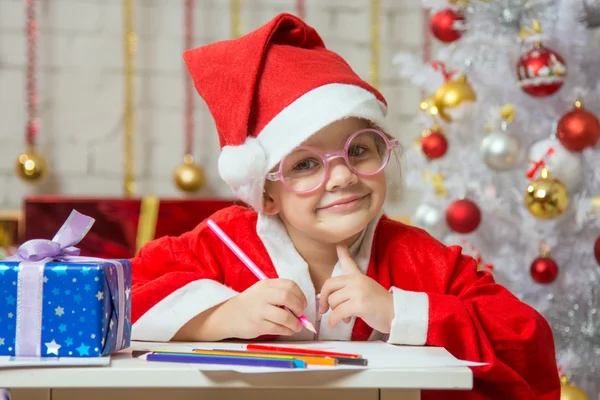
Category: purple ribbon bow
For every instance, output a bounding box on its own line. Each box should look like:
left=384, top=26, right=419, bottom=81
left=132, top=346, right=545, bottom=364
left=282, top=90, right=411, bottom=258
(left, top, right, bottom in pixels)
left=6, top=210, right=125, bottom=357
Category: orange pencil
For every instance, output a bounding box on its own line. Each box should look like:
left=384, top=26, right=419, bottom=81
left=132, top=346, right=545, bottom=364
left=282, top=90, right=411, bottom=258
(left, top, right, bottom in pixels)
left=192, top=349, right=338, bottom=366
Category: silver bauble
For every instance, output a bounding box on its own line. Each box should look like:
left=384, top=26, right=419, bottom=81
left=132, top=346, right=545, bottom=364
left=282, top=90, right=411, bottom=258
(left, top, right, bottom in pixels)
left=582, top=0, right=600, bottom=28
left=480, top=130, right=524, bottom=171
left=412, top=203, right=448, bottom=239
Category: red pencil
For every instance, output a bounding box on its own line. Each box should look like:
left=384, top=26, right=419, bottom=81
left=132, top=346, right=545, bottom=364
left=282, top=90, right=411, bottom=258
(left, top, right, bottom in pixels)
left=246, top=344, right=362, bottom=359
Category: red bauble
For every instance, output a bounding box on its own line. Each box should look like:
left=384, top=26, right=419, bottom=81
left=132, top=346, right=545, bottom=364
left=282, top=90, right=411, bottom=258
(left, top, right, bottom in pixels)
left=422, top=131, right=448, bottom=159
left=594, top=236, right=600, bottom=265
left=445, top=199, right=481, bottom=234
left=430, top=8, right=465, bottom=43
left=516, top=44, right=567, bottom=97
left=556, top=106, right=600, bottom=152
left=530, top=256, right=558, bottom=284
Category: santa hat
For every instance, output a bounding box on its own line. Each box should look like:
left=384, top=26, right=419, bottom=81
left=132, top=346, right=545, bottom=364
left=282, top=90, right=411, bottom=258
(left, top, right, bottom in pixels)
left=183, top=13, right=388, bottom=210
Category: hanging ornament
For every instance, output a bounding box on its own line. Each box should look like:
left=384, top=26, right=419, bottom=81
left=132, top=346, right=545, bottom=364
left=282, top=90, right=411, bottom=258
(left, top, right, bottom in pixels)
left=174, top=155, right=205, bottom=193
left=419, top=95, right=446, bottom=120
left=529, top=138, right=582, bottom=192
left=524, top=166, right=569, bottom=220
left=446, top=198, right=482, bottom=234
left=123, top=0, right=136, bottom=196
left=530, top=243, right=558, bottom=284
left=480, top=104, right=524, bottom=171
left=559, top=375, right=590, bottom=400
left=428, top=62, right=477, bottom=122
left=16, top=0, right=47, bottom=183
left=368, top=0, right=381, bottom=89
left=419, top=125, right=448, bottom=160
left=174, top=0, right=205, bottom=193
left=556, top=99, right=600, bottom=152
left=516, top=20, right=567, bottom=97
left=412, top=203, right=449, bottom=238
left=594, top=235, right=600, bottom=265
left=230, top=0, right=243, bottom=39
left=15, top=150, right=47, bottom=181
left=581, top=0, right=600, bottom=29
left=430, top=8, right=466, bottom=43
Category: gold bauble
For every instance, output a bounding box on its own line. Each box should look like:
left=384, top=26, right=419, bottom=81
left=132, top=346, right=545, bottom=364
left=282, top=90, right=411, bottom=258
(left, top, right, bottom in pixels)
left=173, top=154, right=205, bottom=193
left=433, top=74, right=476, bottom=121
left=524, top=168, right=569, bottom=219
left=419, top=96, right=452, bottom=122
left=15, top=150, right=47, bottom=182
left=560, top=375, right=590, bottom=400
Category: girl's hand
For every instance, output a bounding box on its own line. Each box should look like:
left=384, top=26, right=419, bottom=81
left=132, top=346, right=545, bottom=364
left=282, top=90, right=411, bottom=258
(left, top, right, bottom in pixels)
left=318, top=245, right=394, bottom=333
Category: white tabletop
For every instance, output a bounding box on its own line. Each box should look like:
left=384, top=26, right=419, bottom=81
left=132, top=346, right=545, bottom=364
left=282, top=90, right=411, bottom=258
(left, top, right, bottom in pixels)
left=1, top=342, right=474, bottom=390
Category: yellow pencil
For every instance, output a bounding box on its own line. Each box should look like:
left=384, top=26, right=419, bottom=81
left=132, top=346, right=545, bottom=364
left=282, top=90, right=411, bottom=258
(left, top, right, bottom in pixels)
left=191, top=349, right=338, bottom=366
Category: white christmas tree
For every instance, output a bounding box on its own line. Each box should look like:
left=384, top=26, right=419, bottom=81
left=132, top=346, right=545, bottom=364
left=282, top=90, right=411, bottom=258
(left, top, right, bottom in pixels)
left=394, top=0, right=600, bottom=397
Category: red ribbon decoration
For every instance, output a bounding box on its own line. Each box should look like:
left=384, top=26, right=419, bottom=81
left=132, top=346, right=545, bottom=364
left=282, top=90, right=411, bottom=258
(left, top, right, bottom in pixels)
left=526, top=147, right=555, bottom=180
left=184, top=0, right=195, bottom=156
left=431, top=61, right=454, bottom=81
left=25, top=0, right=38, bottom=147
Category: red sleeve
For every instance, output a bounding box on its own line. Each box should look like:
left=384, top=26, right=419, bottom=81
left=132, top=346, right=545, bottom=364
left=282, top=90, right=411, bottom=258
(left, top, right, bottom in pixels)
left=422, top=245, right=561, bottom=400
left=130, top=221, right=239, bottom=341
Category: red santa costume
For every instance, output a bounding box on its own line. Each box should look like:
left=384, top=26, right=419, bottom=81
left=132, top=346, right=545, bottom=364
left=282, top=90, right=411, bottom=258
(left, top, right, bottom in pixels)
left=131, top=13, right=561, bottom=400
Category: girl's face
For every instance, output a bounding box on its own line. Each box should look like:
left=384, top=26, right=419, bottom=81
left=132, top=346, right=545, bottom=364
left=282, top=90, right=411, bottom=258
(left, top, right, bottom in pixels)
left=263, top=118, right=391, bottom=245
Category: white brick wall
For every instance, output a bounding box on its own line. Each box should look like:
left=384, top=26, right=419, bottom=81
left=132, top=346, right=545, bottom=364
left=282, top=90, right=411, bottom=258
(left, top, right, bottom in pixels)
left=0, top=0, right=424, bottom=215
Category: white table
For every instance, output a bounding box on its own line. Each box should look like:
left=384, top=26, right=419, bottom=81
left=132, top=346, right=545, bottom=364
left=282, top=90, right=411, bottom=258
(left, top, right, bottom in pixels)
left=4, top=344, right=473, bottom=400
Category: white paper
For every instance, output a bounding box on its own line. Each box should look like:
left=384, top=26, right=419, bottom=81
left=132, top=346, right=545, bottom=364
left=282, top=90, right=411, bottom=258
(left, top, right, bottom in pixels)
left=128, top=340, right=486, bottom=374
left=0, top=356, right=110, bottom=369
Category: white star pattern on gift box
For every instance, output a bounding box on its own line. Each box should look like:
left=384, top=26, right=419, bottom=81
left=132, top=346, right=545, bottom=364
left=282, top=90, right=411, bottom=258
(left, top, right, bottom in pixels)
left=45, top=339, right=61, bottom=355
left=95, top=291, right=104, bottom=301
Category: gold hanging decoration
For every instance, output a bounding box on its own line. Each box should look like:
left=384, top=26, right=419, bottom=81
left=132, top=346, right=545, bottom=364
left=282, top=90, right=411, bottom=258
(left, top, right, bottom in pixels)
left=231, top=0, right=243, bottom=39
left=123, top=0, right=137, bottom=197
left=368, top=0, right=380, bottom=89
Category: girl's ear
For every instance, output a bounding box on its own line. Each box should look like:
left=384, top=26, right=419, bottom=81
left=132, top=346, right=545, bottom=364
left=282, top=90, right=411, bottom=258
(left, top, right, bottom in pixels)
left=262, top=185, right=280, bottom=215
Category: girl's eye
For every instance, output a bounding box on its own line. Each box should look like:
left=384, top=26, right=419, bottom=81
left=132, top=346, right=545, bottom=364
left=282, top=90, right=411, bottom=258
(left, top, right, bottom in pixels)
left=348, top=145, right=366, bottom=157
left=293, top=159, right=319, bottom=171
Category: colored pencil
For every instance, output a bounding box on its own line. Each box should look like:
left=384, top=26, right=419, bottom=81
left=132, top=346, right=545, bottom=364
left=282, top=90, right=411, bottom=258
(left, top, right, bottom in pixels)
left=210, top=348, right=367, bottom=366
left=206, top=219, right=317, bottom=334
left=135, top=349, right=307, bottom=368
left=246, top=344, right=362, bottom=359
left=192, top=349, right=338, bottom=366
left=138, top=352, right=303, bottom=368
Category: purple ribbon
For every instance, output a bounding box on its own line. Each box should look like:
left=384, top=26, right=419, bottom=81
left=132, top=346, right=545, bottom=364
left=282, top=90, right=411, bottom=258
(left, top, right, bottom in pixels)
left=5, top=210, right=125, bottom=357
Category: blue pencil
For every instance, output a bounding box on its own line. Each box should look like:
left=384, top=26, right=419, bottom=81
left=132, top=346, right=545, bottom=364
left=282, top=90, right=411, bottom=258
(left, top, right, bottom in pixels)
left=140, top=352, right=304, bottom=368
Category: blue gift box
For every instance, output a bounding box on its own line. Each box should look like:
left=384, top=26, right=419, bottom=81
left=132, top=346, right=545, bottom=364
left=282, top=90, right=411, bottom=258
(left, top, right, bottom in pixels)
left=0, top=260, right=132, bottom=357
left=0, top=210, right=132, bottom=358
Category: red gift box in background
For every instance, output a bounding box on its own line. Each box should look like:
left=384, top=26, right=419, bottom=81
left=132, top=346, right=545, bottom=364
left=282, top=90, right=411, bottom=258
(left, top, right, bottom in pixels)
left=24, top=196, right=242, bottom=259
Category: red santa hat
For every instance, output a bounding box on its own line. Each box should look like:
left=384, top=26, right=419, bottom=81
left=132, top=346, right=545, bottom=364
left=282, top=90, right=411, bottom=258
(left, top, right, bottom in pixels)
left=183, top=13, right=388, bottom=210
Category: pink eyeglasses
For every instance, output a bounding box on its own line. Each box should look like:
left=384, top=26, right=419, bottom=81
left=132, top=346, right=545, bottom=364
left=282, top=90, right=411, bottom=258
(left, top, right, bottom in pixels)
left=266, top=129, right=399, bottom=194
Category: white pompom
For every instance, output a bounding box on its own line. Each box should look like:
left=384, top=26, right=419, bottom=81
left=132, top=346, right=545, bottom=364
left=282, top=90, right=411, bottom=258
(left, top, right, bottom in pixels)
left=218, top=137, right=268, bottom=189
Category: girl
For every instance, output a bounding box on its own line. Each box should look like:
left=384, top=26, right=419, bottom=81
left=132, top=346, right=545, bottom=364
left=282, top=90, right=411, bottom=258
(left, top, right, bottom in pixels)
left=131, top=13, right=560, bottom=400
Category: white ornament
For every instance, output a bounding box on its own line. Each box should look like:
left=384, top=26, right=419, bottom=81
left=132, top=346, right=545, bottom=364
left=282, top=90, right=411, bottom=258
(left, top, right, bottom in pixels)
left=412, top=203, right=449, bottom=239
left=528, top=138, right=583, bottom=192
left=480, top=130, right=524, bottom=171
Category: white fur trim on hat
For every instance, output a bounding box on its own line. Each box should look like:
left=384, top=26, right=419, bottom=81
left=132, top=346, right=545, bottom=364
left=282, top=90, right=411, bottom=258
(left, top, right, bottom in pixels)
left=217, top=83, right=388, bottom=210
